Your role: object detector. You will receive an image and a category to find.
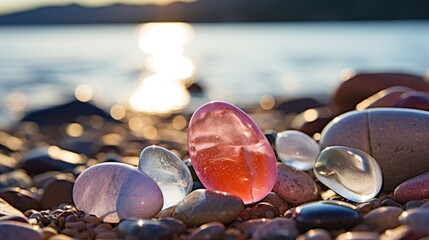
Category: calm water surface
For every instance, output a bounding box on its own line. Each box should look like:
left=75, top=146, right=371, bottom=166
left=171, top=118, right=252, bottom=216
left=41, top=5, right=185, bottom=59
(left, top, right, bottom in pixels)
left=0, top=21, right=428, bottom=125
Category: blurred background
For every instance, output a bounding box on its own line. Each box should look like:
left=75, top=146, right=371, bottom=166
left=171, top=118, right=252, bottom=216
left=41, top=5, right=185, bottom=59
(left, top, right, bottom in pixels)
left=1, top=0, right=429, bottom=127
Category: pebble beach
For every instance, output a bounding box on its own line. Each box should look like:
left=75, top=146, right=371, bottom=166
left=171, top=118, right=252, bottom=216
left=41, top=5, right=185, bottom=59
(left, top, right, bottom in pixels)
left=1, top=72, right=429, bottom=240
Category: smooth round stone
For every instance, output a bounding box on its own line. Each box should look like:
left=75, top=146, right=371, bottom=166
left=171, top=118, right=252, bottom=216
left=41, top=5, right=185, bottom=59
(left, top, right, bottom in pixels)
left=336, top=231, right=380, bottom=240
left=73, top=162, right=163, bottom=223
left=0, top=187, right=40, bottom=212
left=363, top=206, right=402, bottom=232
left=398, top=208, right=429, bottom=235
left=329, top=73, right=429, bottom=114
left=272, top=163, right=318, bottom=205
left=0, top=221, right=43, bottom=240
left=314, top=146, right=382, bottom=203
left=172, top=189, right=244, bottom=227
left=188, top=222, right=225, bottom=240
left=0, top=198, right=25, bottom=218
left=293, top=200, right=363, bottom=232
left=275, top=130, right=320, bottom=170
left=0, top=170, right=32, bottom=189
left=320, top=108, right=429, bottom=191
left=41, top=176, right=74, bottom=209
left=138, top=145, right=193, bottom=210
left=188, top=101, right=277, bottom=204
left=394, top=172, right=429, bottom=204
left=396, top=91, right=429, bottom=111
left=380, top=225, right=426, bottom=240
left=297, top=229, right=332, bottom=240
left=252, top=217, right=299, bottom=240
left=118, top=219, right=172, bottom=240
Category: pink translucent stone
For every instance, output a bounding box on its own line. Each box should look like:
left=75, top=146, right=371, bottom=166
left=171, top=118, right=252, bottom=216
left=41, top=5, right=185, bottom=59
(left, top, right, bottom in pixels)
left=187, top=101, right=277, bottom=204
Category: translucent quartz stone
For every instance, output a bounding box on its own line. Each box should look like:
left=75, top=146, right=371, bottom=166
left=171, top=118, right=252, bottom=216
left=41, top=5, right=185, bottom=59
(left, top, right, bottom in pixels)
left=275, top=130, right=320, bottom=170
left=138, top=145, right=193, bottom=209
left=73, top=162, right=163, bottom=223
left=314, top=146, right=383, bottom=202
left=187, top=101, right=277, bottom=204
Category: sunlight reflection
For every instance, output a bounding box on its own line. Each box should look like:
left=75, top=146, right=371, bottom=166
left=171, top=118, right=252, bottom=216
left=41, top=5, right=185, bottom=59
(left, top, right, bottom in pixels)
left=129, top=74, right=190, bottom=114
left=138, top=22, right=193, bottom=55
left=132, top=22, right=194, bottom=114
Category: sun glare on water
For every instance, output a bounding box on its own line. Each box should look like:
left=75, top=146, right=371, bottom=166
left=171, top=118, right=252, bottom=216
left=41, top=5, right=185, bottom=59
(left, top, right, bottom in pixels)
left=130, top=22, right=194, bottom=114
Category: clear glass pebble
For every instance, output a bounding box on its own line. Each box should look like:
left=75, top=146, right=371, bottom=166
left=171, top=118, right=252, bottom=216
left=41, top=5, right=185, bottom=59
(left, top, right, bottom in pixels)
left=138, top=145, right=193, bottom=209
left=314, top=146, right=383, bottom=202
left=275, top=130, right=320, bottom=170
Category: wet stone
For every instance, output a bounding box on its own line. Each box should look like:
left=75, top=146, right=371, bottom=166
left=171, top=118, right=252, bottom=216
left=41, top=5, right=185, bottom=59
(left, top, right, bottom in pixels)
left=335, top=231, right=380, bottom=240
left=73, top=162, right=163, bottom=223
left=158, top=217, right=187, bottom=235
left=172, top=189, right=244, bottom=227
left=138, top=145, right=193, bottom=210
left=272, top=163, right=318, bottom=205
left=293, top=200, right=363, bottom=232
left=296, top=229, right=332, bottom=240
left=380, top=225, right=426, bottom=240
left=237, top=218, right=272, bottom=237
left=118, top=219, right=172, bottom=240
left=381, top=198, right=403, bottom=209
left=41, top=177, right=75, bottom=209
left=0, top=170, right=32, bottom=189
left=314, top=146, right=383, bottom=203
left=250, top=202, right=279, bottom=219
left=188, top=222, right=225, bottom=240
left=252, top=217, right=299, bottom=240
left=398, top=208, right=429, bottom=235
left=394, top=171, right=429, bottom=204
left=275, top=130, right=320, bottom=170
left=0, top=187, right=40, bottom=212
left=363, top=206, right=402, bottom=233
left=187, top=101, right=277, bottom=204
left=0, top=220, right=43, bottom=240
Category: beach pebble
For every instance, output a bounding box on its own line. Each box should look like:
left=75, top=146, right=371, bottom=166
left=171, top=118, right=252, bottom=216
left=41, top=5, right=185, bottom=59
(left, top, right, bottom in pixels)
left=118, top=219, right=172, bottom=240
left=0, top=170, right=32, bottom=189
left=0, top=215, right=28, bottom=223
left=138, top=145, right=193, bottom=210
left=398, top=208, right=429, bottom=235
left=297, top=229, right=332, bottom=240
left=0, top=187, right=40, bottom=212
left=319, top=108, right=429, bottom=191
left=272, top=163, right=318, bottom=205
left=237, top=218, right=272, bottom=237
left=363, top=206, right=402, bottom=232
left=261, top=192, right=289, bottom=215
left=335, top=231, right=380, bottom=240
left=188, top=222, right=225, bottom=240
left=330, top=72, right=429, bottom=114
left=158, top=217, right=187, bottom=235
left=187, top=101, right=277, bottom=204
left=0, top=220, right=43, bottom=240
left=396, top=91, right=429, bottom=111
left=41, top=177, right=75, bottom=209
left=293, top=200, right=362, bottom=232
left=252, top=217, right=299, bottom=240
left=394, top=172, right=429, bottom=204
left=73, top=162, right=163, bottom=223
left=275, top=130, right=320, bottom=170
left=0, top=197, right=26, bottom=218
left=291, top=107, right=334, bottom=136
left=314, top=146, right=382, bottom=202
left=172, top=189, right=244, bottom=227
left=19, top=146, right=85, bottom=174
left=250, top=202, right=279, bottom=219
left=380, top=225, right=426, bottom=240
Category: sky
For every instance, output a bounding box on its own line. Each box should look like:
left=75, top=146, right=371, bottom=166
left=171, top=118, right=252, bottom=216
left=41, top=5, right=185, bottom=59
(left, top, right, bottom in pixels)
left=0, top=0, right=196, bottom=15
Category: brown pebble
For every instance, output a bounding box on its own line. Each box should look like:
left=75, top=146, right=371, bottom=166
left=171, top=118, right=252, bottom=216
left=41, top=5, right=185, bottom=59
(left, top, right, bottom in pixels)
left=336, top=231, right=380, bottom=240
left=75, top=231, right=90, bottom=239
left=380, top=225, right=426, bottom=240
left=96, top=230, right=120, bottom=239
left=252, top=217, right=299, bottom=240
left=155, top=205, right=177, bottom=218
left=250, top=202, right=279, bottom=219
left=94, top=223, right=113, bottom=234
left=283, top=207, right=295, bottom=218
left=159, top=217, right=187, bottom=235
left=83, top=215, right=100, bottom=225
left=224, top=228, right=245, bottom=240
left=404, top=200, right=425, bottom=209
left=189, top=222, right=225, bottom=240
left=65, top=221, right=86, bottom=231
left=47, top=234, right=74, bottom=240
left=381, top=199, right=403, bottom=209
left=297, top=228, right=332, bottom=240
left=364, top=206, right=402, bottom=233
left=261, top=192, right=289, bottom=215
left=357, top=199, right=381, bottom=214
left=61, top=228, right=80, bottom=237
left=64, top=214, right=76, bottom=223
left=237, top=218, right=272, bottom=237
left=42, top=226, right=58, bottom=239
left=238, top=207, right=252, bottom=221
